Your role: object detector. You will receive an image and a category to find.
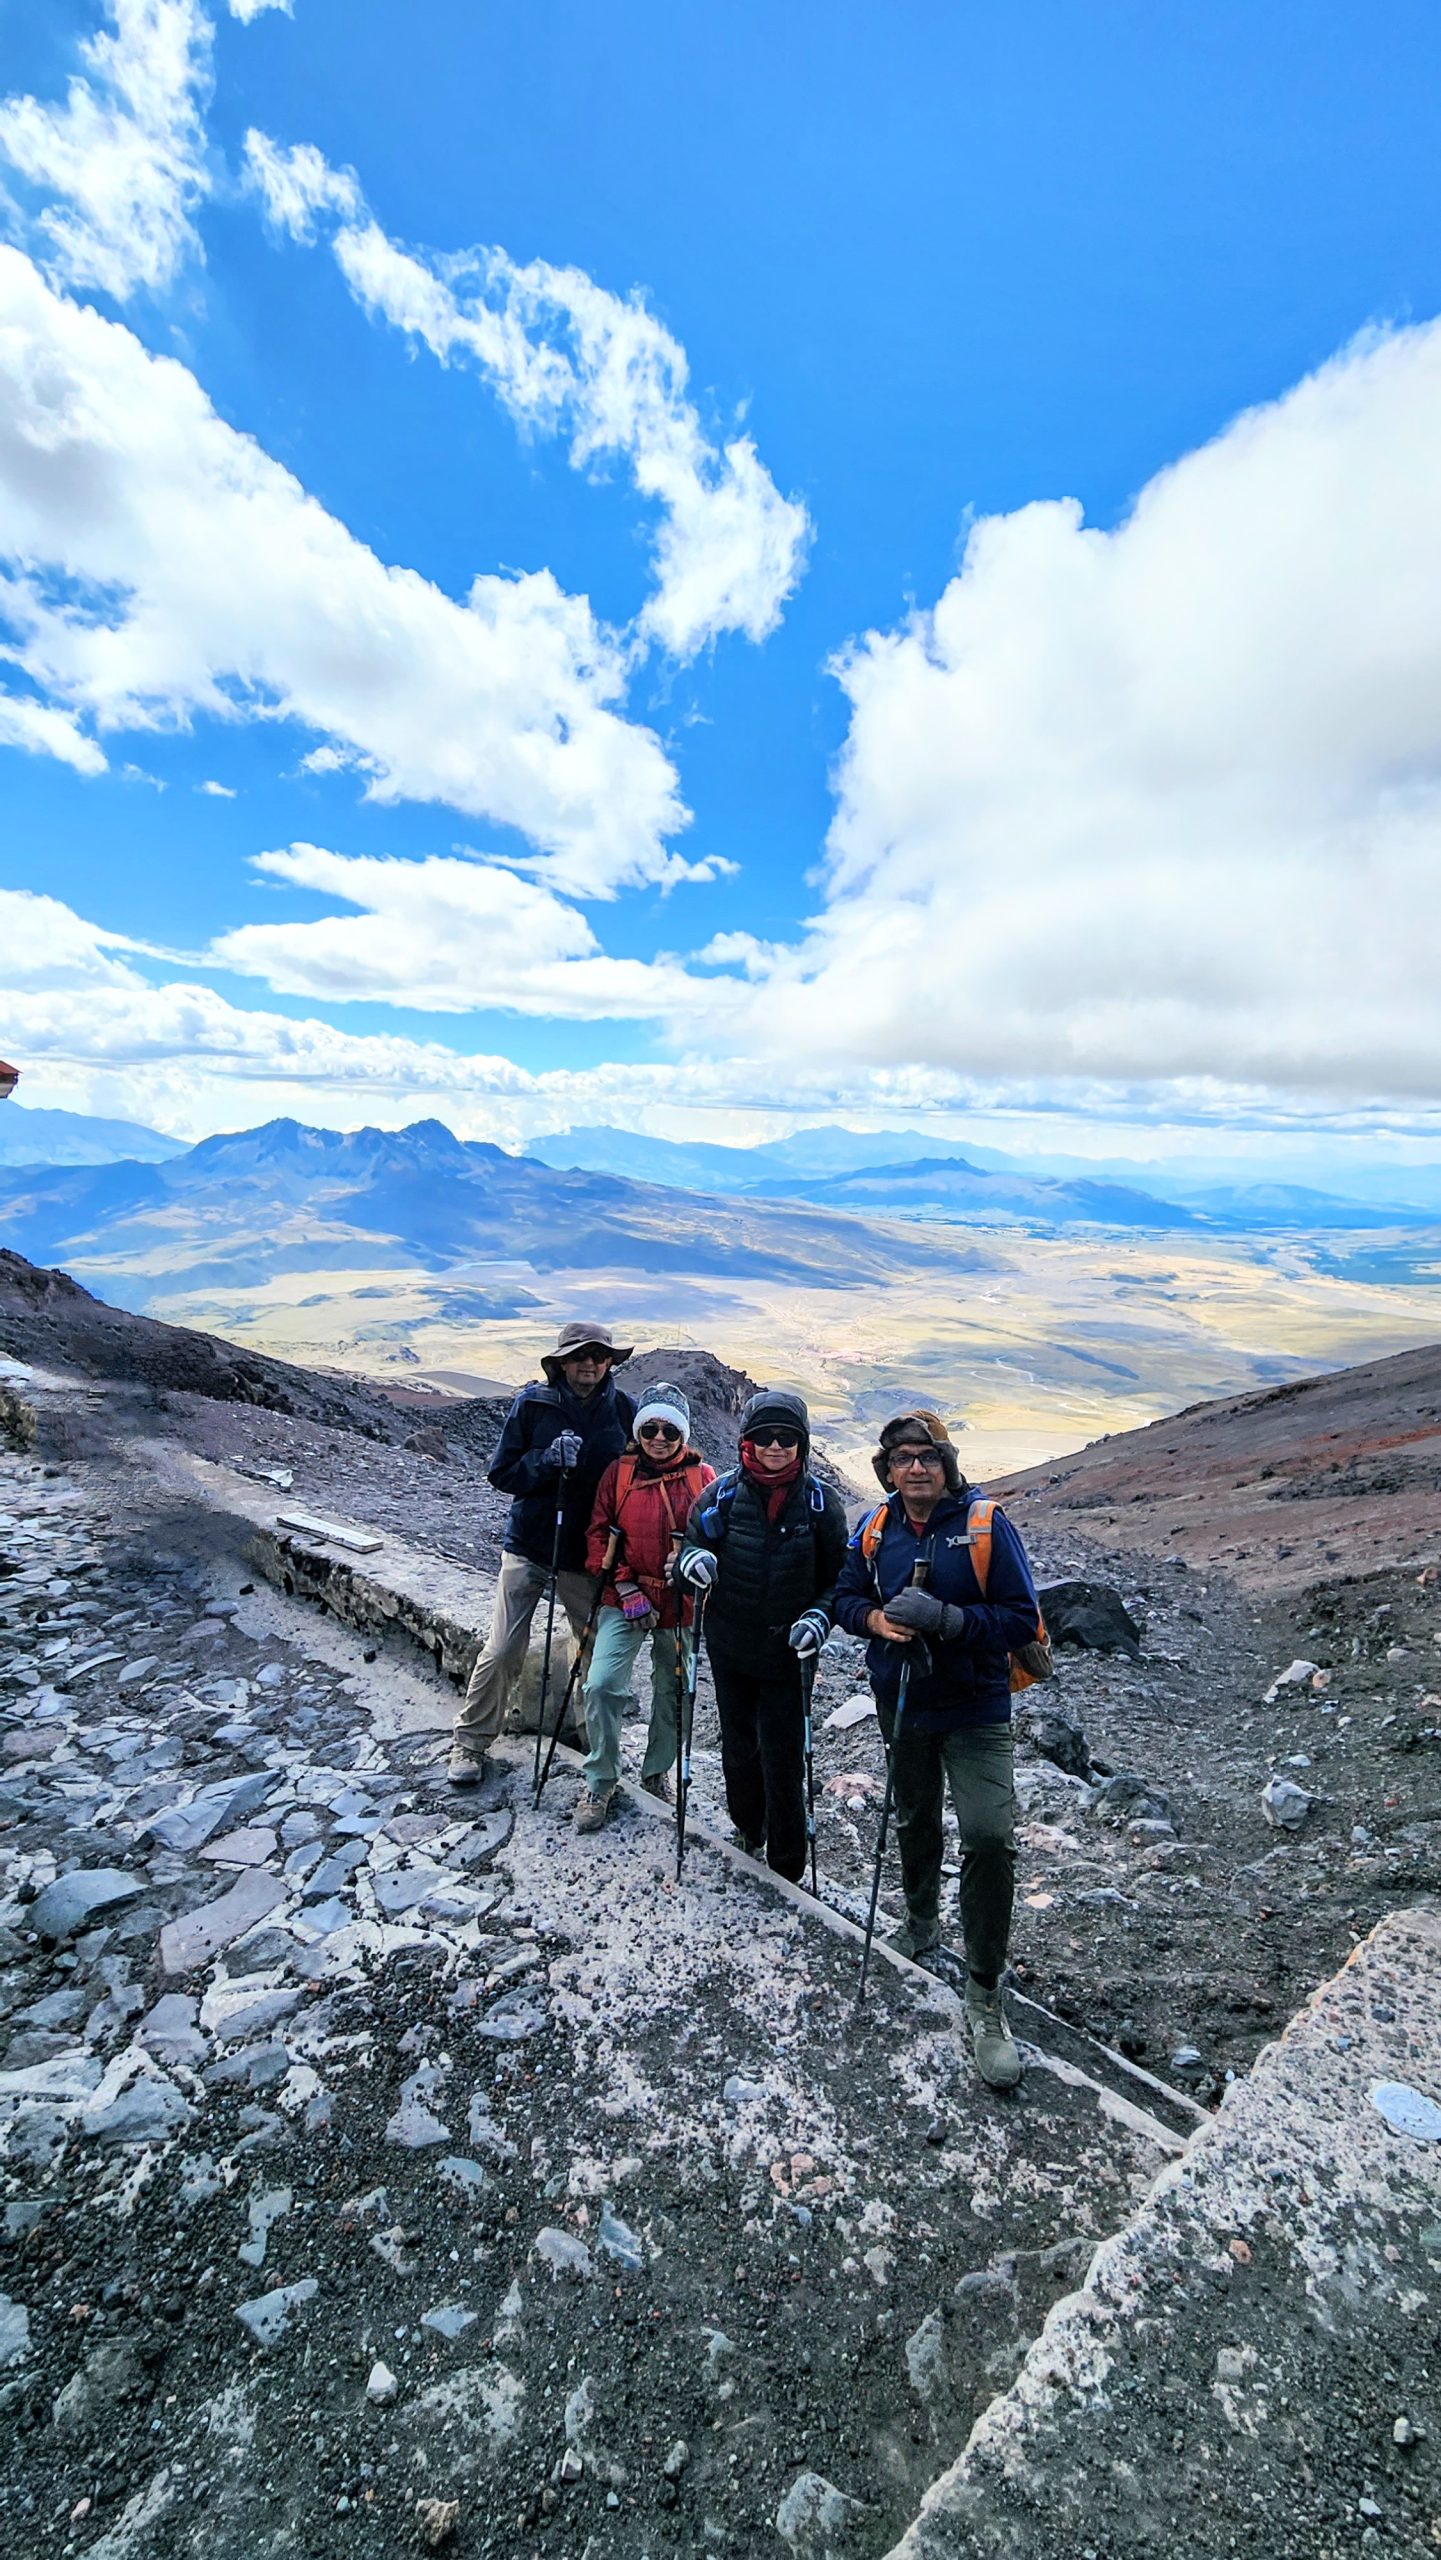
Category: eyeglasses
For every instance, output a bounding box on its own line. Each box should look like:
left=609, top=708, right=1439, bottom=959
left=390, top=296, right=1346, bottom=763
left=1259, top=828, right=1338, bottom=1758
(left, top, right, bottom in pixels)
left=749, top=1427, right=800, bottom=1449
left=638, top=1421, right=682, bottom=1443
left=890, top=1447, right=943, bottom=1471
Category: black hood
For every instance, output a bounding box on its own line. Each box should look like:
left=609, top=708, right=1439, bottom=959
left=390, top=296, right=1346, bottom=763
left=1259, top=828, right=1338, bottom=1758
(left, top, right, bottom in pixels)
left=739, top=1386, right=811, bottom=1459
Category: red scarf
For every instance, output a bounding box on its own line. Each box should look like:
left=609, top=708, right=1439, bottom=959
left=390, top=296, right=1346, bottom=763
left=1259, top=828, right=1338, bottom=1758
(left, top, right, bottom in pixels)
left=740, top=1440, right=801, bottom=1522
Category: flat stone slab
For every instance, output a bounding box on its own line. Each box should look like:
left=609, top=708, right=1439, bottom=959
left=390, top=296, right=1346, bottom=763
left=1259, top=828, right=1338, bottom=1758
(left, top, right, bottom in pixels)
left=27, top=1868, right=143, bottom=1943
left=159, top=1871, right=288, bottom=1976
left=883, top=1904, right=1441, bottom=2560
left=199, top=1826, right=278, bottom=1867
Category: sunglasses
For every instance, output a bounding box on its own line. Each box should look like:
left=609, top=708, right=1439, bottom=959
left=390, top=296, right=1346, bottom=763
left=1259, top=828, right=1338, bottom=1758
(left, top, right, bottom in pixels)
left=749, top=1427, right=800, bottom=1449
left=638, top=1420, right=682, bottom=1443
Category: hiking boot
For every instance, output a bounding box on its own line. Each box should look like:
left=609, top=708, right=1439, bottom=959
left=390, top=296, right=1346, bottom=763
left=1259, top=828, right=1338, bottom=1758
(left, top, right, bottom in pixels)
left=574, top=1786, right=615, bottom=1835
left=729, top=1827, right=763, bottom=1858
left=890, top=1914, right=941, bottom=1963
left=447, top=1740, right=488, bottom=1788
left=964, top=1978, right=1022, bottom=2091
left=640, top=1771, right=674, bottom=1805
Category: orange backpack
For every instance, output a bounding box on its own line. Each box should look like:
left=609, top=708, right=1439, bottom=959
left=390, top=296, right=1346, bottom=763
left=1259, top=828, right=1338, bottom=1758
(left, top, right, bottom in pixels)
left=858, top=1494, right=1052, bottom=1692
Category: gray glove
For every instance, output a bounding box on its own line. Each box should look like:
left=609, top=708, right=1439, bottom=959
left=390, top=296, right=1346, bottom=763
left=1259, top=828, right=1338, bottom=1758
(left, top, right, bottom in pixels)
left=543, top=1429, right=583, bottom=1473
left=679, top=1548, right=718, bottom=1590
left=885, top=1585, right=966, bottom=1641
left=788, top=1607, right=830, bottom=1657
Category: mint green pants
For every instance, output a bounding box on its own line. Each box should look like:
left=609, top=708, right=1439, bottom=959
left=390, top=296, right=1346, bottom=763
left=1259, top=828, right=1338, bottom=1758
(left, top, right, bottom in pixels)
left=580, top=1608, right=690, bottom=1794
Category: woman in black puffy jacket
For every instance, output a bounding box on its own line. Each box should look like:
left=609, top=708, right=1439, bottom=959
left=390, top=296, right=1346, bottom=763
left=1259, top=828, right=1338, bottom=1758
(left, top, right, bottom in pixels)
left=677, top=1389, right=847, bottom=1881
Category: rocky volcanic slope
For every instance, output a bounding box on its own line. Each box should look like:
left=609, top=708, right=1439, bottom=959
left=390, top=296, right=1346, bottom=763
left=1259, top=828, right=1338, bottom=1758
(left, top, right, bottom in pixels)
left=3, top=1256, right=1441, bottom=2556
left=0, top=1364, right=1163, bottom=2560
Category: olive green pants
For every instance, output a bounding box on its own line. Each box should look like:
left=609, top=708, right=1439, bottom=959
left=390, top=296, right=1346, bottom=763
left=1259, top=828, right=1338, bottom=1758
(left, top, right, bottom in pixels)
left=876, top=1708, right=1016, bottom=1977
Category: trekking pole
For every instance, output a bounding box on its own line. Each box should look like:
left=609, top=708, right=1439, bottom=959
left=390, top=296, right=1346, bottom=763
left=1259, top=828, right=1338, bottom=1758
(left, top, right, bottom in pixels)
left=676, top=1588, right=707, bottom=1883
left=533, top=1526, right=617, bottom=1809
left=858, top=1554, right=930, bottom=2007
left=530, top=1455, right=571, bottom=1797
left=801, top=1650, right=819, bottom=1897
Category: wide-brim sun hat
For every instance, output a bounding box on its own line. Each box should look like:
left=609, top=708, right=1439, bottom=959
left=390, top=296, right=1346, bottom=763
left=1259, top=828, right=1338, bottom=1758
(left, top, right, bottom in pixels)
left=541, top=1320, right=635, bottom=1385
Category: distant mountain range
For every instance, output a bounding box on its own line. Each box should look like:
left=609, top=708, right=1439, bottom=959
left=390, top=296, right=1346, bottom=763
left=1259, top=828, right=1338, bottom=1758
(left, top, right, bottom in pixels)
left=0, top=1102, right=185, bottom=1167
left=527, top=1125, right=1441, bottom=1231
left=0, top=1117, right=991, bottom=1311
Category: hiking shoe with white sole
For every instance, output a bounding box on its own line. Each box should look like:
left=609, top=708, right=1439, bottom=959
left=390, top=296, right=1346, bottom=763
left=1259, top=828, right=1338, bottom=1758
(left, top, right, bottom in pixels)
left=574, top=1786, right=615, bottom=1835
left=890, top=1915, right=942, bottom=1964
left=964, top=1979, right=1022, bottom=2091
left=640, top=1771, right=674, bottom=1805
left=446, top=1741, right=488, bottom=1788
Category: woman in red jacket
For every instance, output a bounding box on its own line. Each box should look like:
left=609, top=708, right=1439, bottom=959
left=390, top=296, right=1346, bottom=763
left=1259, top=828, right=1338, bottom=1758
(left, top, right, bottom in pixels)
left=574, top=1382, right=715, bottom=1834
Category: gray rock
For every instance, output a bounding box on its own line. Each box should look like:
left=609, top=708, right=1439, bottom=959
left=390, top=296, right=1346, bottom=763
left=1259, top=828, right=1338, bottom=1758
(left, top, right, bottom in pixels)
left=905, top=2309, right=946, bottom=2398
left=366, top=2360, right=398, bottom=2404
left=82, top=2073, right=191, bottom=2146
left=238, top=2187, right=292, bottom=2269
left=302, top=1841, right=368, bottom=1898
left=160, top=1872, right=288, bottom=1975
left=434, top=2155, right=490, bottom=2200
left=0, top=2292, right=30, bottom=2369
left=209, top=1988, right=301, bottom=2044
left=28, top=1869, right=142, bottom=1944
left=204, top=2040, right=290, bottom=2092
left=775, top=2470, right=873, bottom=2558
left=372, top=1867, right=441, bottom=1916
left=723, top=2074, right=767, bottom=2107
left=1261, top=1776, right=1312, bottom=1830
left=595, top=2204, right=644, bottom=2272
left=235, top=2278, right=318, bottom=2346
left=385, top=2100, right=449, bottom=2150
left=1089, top=1773, right=1171, bottom=1826
left=52, top=2339, right=148, bottom=2434
left=663, top=2439, right=690, bottom=2480
left=420, top=2301, right=477, bottom=2340
left=533, top=2228, right=594, bottom=2280
left=116, top=1656, right=159, bottom=1688
left=474, top=1987, right=547, bottom=2044
left=137, top=1995, right=209, bottom=2068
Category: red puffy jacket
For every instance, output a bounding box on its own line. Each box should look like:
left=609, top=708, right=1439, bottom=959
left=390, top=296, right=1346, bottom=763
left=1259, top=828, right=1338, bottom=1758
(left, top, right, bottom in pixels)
left=586, top=1448, right=715, bottom=1629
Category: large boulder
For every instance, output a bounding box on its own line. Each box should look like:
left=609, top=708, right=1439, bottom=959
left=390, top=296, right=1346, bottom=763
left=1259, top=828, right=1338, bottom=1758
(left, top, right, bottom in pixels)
left=1038, top=1581, right=1141, bottom=1659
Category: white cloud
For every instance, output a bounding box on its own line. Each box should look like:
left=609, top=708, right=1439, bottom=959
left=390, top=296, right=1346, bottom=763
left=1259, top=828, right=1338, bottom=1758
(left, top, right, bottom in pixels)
left=0, top=886, right=146, bottom=988
left=736, top=317, right=1441, bottom=1108
left=196, top=776, right=235, bottom=795
left=0, top=0, right=212, bottom=301
left=0, top=245, right=693, bottom=894
left=0, top=690, right=107, bottom=772
left=207, top=841, right=717, bottom=1019
left=228, top=1, right=292, bottom=21
left=245, top=135, right=810, bottom=659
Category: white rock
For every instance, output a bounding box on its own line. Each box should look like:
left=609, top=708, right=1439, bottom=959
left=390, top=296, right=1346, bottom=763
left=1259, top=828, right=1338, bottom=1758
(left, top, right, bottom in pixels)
left=1262, top=1659, right=1319, bottom=1705
left=366, top=2360, right=398, bottom=2404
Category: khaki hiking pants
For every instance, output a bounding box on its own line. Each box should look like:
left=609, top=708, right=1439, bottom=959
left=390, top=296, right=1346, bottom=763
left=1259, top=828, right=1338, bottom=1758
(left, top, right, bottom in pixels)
left=454, top=1550, right=595, bottom=1752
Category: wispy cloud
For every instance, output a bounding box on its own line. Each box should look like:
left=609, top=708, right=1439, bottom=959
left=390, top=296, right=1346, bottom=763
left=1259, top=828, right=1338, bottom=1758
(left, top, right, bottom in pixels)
left=0, top=0, right=212, bottom=301
left=227, top=1, right=292, bottom=21
left=245, top=133, right=810, bottom=660
left=196, top=776, right=235, bottom=796
left=0, top=245, right=694, bottom=896
left=207, top=842, right=722, bottom=1020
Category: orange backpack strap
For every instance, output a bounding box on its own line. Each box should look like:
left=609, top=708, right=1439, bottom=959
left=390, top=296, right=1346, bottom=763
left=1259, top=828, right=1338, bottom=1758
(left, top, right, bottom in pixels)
left=858, top=1501, right=890, bottom=1572
left=966, top=1496, right=995, bottom=1593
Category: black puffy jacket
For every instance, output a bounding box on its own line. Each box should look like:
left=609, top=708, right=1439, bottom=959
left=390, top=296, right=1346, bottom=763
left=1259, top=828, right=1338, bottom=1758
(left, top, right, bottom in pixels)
left=679, top=1466, right=848, bottom=1672
left=488, top=1375, right=635, bottom=1571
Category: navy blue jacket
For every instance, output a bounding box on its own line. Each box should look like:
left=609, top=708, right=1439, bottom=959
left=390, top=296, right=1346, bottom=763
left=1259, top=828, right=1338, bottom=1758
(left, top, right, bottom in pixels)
left=488, top=1376, right=635, bottom=1572
left=831, top=1487, right=1040, bottom=1732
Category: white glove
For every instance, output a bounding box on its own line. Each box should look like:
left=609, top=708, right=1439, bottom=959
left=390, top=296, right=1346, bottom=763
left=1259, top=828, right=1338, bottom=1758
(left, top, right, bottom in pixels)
left=680, top=1549, right=718, bottom=1590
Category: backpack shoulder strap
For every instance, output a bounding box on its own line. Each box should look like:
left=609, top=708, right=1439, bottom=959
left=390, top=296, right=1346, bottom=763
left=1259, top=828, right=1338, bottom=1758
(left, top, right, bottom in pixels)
left=966, top=1496, right=996, bottom=1594
left=808, top=1477, right=826, bottom=1514
left=696, top=1467, right=740, bottom=1541
left=857, top=1500, right=890, bottom=1568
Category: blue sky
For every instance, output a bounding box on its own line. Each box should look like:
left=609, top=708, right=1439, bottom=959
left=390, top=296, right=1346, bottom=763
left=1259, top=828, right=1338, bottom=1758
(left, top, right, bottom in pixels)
left=4, top=0, right=1441, bottom=1166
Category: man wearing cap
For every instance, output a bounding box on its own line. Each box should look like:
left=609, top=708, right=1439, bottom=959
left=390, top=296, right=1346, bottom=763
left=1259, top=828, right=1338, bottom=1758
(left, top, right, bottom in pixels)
left=448, top=1323, right=635, bottom=1785
left=831, top=1410, right=1043, bottom=2090
left=572, top=1383, right=715, bottom=1832
left=678, top=1389, right=848, bottom=1881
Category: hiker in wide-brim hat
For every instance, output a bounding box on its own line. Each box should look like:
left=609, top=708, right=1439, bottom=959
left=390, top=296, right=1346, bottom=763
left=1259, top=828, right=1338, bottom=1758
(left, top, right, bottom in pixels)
left=447, top=1320, right=636, bottom=1787
left=540, top=1321, right=635, bottom=1386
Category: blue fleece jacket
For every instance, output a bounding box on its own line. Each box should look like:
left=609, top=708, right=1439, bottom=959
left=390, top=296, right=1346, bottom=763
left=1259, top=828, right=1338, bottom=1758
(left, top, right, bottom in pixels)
left=831, top=1487, right=1041, bottom=1732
